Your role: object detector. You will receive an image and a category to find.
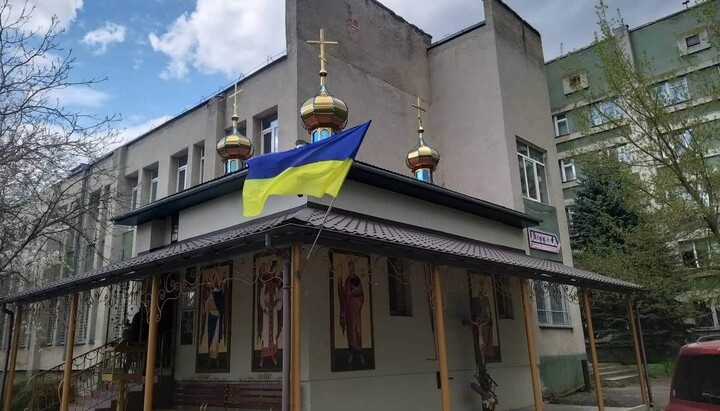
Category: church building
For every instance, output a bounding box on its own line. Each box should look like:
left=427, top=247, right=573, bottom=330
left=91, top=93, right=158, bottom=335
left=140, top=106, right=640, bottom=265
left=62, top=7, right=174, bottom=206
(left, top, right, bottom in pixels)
left=0, top=1, right=648, bottom=410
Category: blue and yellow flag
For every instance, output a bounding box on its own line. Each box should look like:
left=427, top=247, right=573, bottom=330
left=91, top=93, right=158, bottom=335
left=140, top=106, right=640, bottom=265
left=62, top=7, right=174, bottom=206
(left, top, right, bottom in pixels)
left=242, top=121, right=371, bottom=217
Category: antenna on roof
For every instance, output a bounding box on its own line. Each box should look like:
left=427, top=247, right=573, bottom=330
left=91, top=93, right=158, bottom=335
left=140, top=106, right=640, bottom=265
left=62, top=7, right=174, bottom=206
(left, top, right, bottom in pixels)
left=682, top=0, right=690, bottom=7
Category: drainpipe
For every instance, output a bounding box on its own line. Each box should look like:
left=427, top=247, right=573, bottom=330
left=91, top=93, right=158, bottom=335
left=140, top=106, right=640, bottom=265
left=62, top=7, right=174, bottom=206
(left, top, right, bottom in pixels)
left=281, top=255, right=291, bottom=411
left=0, top=304, right=15, bottom=406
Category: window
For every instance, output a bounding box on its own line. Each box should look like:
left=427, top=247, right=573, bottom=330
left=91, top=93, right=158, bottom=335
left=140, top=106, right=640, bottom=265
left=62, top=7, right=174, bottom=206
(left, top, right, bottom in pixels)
left=176, top=154, right=188, bottom=192
left=616, top=144, right=631, bottom=163
left=681, top=239, right=711, bottom=269
left=565, top=206, right=575, bottom=231
left=129, top=178, right=139, bottom=210
left=590, top=100, right=622, bottom=127
left=75, top=291, right=90, bottom=343
left=261, top=114, right=279, bottom=154
left=121, top=231, right=134, bottom=260
left=534, top=282, right=570, bottom=326
left=517, top=141, right=549, bottom=203
left=553, top=114, right=569, bottom=137
left=56, top=296, right=70, bottom=345
left=83, top=243, right=95, bottom=273
left=678, top=29, right=711, bottom=55
left=40, top=298, right=58, bottom=345
left=170, top=212, right=179, bottom=244
left=655, top=77, right=689, bottom=106
left=387, top=258, right=412, bottom=316
left=560, top=159, right=577, bottom=182
left=672, top=355, right=720, bottom=405
left=686, top=34, right=701, bottom=48
left=149, top=168, right=159, bottom=202
left=562, top=72, right=588, bottom=95
left=199, top=146, right=205, bottom=183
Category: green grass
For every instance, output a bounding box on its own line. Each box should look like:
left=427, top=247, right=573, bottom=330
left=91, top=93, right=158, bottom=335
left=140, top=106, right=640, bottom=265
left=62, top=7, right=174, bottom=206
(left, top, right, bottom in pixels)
left=646, top=358, right=675, bottom=379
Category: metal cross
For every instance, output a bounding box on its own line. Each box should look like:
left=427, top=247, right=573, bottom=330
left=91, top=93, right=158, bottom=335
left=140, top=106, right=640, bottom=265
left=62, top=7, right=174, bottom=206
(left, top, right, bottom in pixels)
left=307, top=28, right=338, bottom=84
left=412, top=97, right=426, bottom=131
left=228, top=83, right=243, bottom=117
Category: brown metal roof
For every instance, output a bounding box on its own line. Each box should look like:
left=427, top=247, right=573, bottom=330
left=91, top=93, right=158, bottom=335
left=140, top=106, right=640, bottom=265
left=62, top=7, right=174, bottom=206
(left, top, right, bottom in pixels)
left=1, top=207, right=639, bottom=305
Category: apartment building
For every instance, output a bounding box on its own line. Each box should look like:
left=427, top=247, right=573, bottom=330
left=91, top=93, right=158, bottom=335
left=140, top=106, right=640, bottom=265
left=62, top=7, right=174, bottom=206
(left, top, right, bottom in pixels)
left=546, top=4, right=720, bottom=333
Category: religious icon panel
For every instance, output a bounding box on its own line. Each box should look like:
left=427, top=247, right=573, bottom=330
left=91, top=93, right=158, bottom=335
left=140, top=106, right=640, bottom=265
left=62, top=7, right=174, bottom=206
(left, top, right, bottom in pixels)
left=330, top=251, right=375, bottom=372
left=195, top=261, right=232, bottom=373
left=252, top=253, right=284, bottom=372
left=468, top=272, right=502, bottom=364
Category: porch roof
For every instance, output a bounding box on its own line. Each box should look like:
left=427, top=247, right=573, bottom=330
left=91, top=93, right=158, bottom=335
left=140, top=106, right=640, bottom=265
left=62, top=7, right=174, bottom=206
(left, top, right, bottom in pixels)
left=1, top=206, right=639, bottom=305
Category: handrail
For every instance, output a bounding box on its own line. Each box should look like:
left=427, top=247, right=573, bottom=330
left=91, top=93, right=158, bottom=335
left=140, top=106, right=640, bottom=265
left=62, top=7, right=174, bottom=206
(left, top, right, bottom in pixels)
left=26, top=338, right=120, bottom=411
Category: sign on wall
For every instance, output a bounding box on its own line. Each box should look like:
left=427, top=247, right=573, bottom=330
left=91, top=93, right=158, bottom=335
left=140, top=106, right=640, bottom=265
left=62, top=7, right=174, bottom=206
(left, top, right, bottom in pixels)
left=330, top=251, right=375, bottom=372
left=528, top=228, right=561, bottom=254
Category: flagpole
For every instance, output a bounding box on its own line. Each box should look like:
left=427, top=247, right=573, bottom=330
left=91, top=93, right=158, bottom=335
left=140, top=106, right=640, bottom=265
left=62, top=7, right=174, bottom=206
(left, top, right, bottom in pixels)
left=301, top=196, right=336, bottom=275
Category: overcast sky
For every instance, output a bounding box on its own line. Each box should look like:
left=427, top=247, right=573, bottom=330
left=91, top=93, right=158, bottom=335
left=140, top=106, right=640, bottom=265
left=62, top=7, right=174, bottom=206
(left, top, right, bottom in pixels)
left=13, top=0, right=688, bottom=144
left=384, top=0, right=686, bottom=60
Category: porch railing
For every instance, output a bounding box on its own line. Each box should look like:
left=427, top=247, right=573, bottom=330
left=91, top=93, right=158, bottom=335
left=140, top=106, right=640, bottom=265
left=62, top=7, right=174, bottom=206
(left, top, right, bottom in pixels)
left=26, top=340, right=115, bottom=411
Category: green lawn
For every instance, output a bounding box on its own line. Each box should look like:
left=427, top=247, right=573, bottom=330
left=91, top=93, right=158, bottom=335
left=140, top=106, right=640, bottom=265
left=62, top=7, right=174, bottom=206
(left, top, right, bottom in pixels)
left=646, top=359, right=675, bottom=379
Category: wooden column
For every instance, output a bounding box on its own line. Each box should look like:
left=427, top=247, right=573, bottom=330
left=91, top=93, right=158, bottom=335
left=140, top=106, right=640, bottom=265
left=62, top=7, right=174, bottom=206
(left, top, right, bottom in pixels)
left=520, top=280, right=543, bottom=411
left=431, top=264, right=451, bottom=411
left=627, top=298, right=648, bottom=405
left=143, top=274, right=161, bottom=411
left=582, top=289, right=604, bottom=411
left=2, top=305, right=22, bottom=411
left=60, top=294, right=79, bottom=411
left=291, top=243, right=302, bottom=411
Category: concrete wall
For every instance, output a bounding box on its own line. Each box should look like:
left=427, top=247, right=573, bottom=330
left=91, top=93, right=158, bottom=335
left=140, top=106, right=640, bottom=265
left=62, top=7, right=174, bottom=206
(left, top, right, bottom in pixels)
left=291, top=0, right=433, bottom=176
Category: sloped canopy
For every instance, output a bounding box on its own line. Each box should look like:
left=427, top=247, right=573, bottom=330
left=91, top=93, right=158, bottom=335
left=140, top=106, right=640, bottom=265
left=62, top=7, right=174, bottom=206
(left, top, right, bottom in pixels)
left=0, top=206, right=639, bottom=305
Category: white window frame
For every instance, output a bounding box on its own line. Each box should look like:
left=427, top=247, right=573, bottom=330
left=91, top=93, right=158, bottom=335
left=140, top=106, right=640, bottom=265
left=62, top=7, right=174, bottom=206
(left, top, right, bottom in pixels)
left=590, top=100, right=622, bottom=127
left=261, top=114, right=279, bottom=154
left=560, top=158, right=577, bottom=183
left=517, top=142, right=549, bottom=203
left=655, top=77, right=689, bottom=106
left=176, top=155, right=188, bottom=193
left=553, top=114, right=569, bottom=137
left=130, top=178, right=139, bottom=210
left=199, top=146, right=205, bottom=183
left=534, top=281, right=571, bottom=327
left=149, top=169, right=159, bottom=203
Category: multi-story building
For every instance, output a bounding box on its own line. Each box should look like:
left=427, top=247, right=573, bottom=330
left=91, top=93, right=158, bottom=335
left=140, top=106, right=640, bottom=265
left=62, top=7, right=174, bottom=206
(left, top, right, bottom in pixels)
left=0, top=1, right=646, bottom=409
left=546, top=4, right=720, bottom=333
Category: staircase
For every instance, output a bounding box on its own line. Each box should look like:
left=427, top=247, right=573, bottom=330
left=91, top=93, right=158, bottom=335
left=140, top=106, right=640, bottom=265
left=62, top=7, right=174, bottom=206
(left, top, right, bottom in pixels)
left=26, top=339, right=146, bottom=411
left=589, top=363, right=639, bottom=387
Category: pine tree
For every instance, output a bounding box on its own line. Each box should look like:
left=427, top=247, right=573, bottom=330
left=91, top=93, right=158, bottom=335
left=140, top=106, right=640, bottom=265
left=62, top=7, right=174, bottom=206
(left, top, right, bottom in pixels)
left=572, top=153, right=693, bottom=359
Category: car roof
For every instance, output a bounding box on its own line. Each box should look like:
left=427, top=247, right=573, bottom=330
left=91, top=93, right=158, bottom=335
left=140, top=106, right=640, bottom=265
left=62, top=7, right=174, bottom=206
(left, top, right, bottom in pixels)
left=679, top=339, right=720, bottom=356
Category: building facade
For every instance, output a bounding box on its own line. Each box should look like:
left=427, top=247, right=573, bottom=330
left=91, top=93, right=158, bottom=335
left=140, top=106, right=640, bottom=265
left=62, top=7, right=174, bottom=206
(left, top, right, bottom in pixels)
left=546, top=4, right=720, bottom=334
left=1, top=0, right=601, bottom=407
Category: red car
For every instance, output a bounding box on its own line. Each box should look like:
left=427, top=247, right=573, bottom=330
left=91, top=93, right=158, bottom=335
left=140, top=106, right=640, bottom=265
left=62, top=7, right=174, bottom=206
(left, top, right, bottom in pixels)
left=667, top=338, right=720, bottom=411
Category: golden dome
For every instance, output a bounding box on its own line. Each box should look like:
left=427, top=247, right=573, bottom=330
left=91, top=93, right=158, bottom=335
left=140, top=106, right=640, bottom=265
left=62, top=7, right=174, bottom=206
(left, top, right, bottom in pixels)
left=217, top=120, right=253, bottom=162
left=406, top=137, right=440, bottom=172
left=300, top=85, right=348, bottom=136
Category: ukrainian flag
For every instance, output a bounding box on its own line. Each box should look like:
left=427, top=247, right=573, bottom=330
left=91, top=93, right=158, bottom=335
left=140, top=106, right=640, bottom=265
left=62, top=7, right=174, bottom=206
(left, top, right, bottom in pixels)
left=242, top=121, right=371, bottom=217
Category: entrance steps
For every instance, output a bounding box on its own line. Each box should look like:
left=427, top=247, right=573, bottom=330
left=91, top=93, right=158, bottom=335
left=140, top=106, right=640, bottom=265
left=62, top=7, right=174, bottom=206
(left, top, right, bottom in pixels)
left=589, top=363, right=638, bottom=387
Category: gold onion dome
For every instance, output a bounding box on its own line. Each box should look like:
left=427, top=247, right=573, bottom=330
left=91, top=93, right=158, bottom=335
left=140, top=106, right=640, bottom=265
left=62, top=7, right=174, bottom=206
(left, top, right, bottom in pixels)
left=216, top=116, right=253, bottom=162
left=300, top=84, right=348, bottom=139
left=406, top=134, right=440, bottom=173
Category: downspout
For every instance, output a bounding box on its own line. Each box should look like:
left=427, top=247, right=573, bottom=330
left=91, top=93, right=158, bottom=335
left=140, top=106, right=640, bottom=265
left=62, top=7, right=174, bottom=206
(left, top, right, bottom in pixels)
left=0, top=304, right=14, bottom=407
left=265, top=234, right=290, bottom=411
left=282, top=255, right=291, bottom=411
